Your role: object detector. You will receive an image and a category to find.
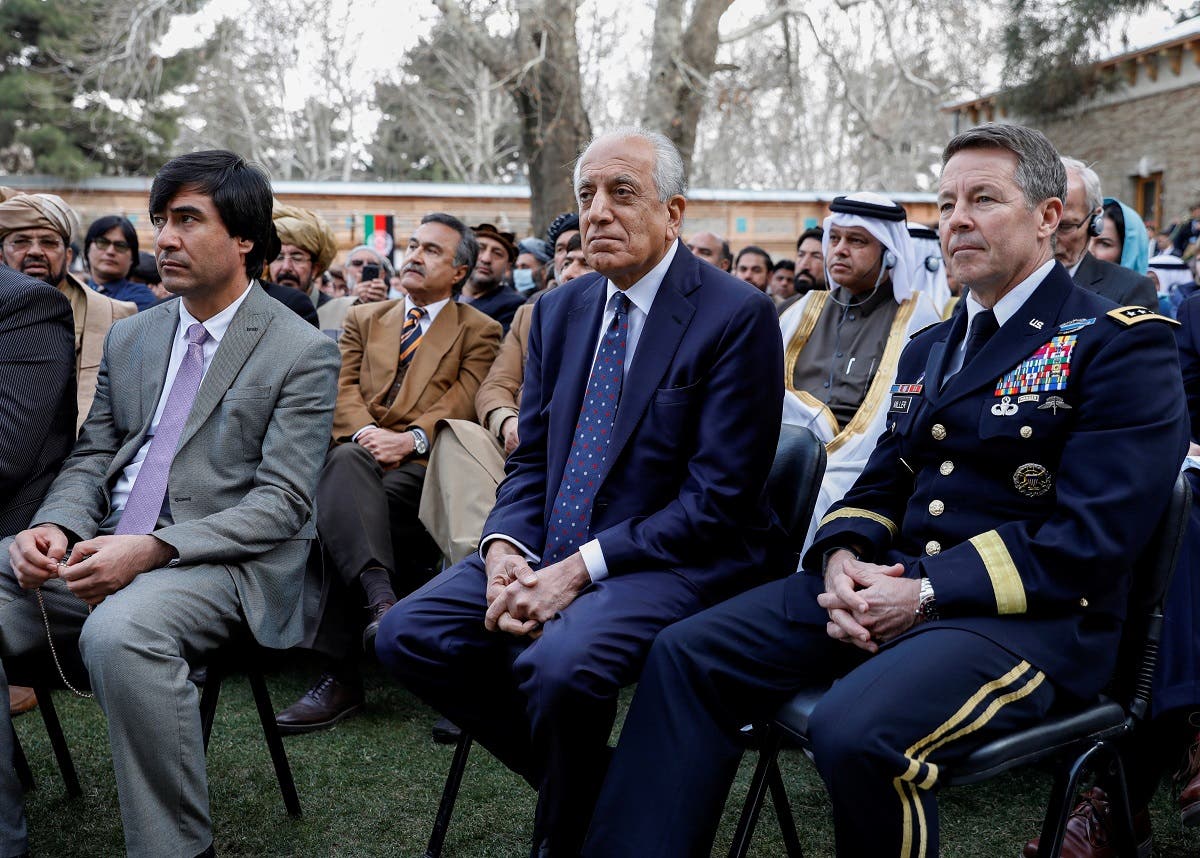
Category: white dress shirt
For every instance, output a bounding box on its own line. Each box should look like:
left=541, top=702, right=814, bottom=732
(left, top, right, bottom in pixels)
left=109, top=282, right=254, bottom=513
left=943, top=259, right=1053, bottom=383
left=483, top=241, right=680, bottom=581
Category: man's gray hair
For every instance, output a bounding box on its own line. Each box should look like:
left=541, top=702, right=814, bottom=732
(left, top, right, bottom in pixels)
left=1060, top=157, right=1103, bottom=212
left=573, top=126, right=687, bottom=203
left=942, top=123, right=1067, bottom=209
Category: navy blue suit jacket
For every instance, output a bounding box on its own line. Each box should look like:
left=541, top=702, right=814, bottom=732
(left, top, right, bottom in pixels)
left=1176, top=293, right=1200, bottom=442
left=484, top=241, right=787, bottom=603
left=805, top=263, right=1187, bottom=699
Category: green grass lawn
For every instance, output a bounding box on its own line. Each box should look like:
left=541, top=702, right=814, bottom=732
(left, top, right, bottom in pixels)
left=12, top=657, right=1200, bottom=856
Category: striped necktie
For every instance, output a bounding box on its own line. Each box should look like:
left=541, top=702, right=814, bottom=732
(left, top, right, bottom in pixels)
left=382, top=307, right=427, bottom=407
left=542, top=293, right=630, bottom=564
left=399, top=307, right=426, bottom=365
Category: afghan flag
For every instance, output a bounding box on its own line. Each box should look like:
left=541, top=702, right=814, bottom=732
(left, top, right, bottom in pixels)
left=363, top=214, right=395, bottom=260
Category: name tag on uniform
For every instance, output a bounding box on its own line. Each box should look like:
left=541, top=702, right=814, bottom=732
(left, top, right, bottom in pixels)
left=891, top=395, right=912, bottom=413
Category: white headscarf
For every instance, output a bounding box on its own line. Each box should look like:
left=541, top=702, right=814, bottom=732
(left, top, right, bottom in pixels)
left=821, top=192, right=914, bottom=303
left=905, top=222, right=951, bottom=314
left=1148, top=253, right=1193, bottom=294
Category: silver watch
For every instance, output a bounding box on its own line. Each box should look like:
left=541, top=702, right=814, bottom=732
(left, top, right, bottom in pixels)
left=410, top=430, right=428, bottom=456
left=917, top=576, right=939, bottom=623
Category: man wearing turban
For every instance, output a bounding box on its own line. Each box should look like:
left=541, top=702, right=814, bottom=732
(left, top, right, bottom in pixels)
left=269, top=201, right=339, bottom=309
left=0, top=192, right=135, bottom=430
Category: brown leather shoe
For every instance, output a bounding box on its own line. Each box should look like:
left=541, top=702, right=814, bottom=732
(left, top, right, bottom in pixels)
left=1180, top=735, right=1200, bottom=827
left=275, top=673, right=363, bottom=735
left=1021, top=787, right=1151, bottom=857
left=362, top=598, right=397, bottom=656
left=8, top=686, right=37, bottom=717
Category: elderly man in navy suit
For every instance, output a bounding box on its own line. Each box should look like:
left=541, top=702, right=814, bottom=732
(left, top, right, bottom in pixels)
left=585, top=124, right=1188, bottom=858
left=376, top=127, right=787, bottom=856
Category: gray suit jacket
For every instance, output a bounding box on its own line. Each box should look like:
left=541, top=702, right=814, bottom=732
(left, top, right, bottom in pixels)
left=1072, top=252, right=1157, bottom=309
left=33, top=283, right=341, bottom=649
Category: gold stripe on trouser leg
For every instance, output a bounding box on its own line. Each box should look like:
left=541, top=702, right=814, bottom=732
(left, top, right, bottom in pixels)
left=891, top=661, right=1045, bottom=858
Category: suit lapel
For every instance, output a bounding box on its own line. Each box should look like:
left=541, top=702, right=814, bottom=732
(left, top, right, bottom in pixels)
left=177, top=285, right=269, bottom=450
left=365, top=301, right=407, bottom=406
left=547, top=278, right=607, bottom=486
left=139, top=300, right=180, bottom=433
left=600, top=250, right=697, bottom=485
left=938, top=266, right=1074, bottom=408
left=387, top=300, right=461, bottom=419
left=922, top=307, right=964, bottom=407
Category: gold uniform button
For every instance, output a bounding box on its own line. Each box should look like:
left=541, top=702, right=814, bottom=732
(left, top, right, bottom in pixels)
left=939, top=461, right=954, bottom=476
left=925, top=540, right=941, bottom=555
left=929, top=500, right=945, bottom=516
left=1020, top=425, right=1033, bottom=439
left=1079, top=597, right=1089, bottom=608
left=931, top=424, right=947, bottom=440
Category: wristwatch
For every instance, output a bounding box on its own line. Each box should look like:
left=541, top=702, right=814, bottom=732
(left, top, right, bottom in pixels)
left=916, top=576, right=939, bottom=624
left=410, top=430, right=429, bottom=456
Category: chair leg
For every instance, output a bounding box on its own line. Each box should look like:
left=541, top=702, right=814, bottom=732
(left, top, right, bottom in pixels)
left=34, top=686, right=80, bottom=798
left=1101, top=748, right=1141, bottom=858
left=727, top=727, right=784, bottom=858
left=198, top=669, right=223, bottom=753
left=1036, top=742, right=1104, bottom=858
left=425, top=732, right=474, bottom=858
left=10, top=724, right=33, bottom=792
left=767, top=755, right=804, bottom=858
left=246, top=667, right=301, bottom=818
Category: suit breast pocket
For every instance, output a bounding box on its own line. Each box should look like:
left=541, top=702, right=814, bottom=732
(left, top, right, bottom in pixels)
left=653, top=379, right=701, bottom=407
left=220, top=386, right=274, bottom=461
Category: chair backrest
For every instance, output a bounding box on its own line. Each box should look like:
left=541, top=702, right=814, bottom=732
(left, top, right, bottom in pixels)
left=1114, top=471, right=1192, bottom=719
left=767, top=424, right=828, bottom=549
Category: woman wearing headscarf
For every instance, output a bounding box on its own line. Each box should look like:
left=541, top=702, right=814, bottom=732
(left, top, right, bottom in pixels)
left=1091, top=196, right=1150, bottom=275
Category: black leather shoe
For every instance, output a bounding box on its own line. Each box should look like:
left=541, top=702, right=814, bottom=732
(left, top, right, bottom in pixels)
left=275, top=673, right=363, bottom=735
left=362, top=598, right=397, bottom=655
left=431, top=716, right=463, bottom=745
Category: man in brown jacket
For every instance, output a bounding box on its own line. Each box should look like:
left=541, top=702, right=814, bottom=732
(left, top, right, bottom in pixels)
left=277, top=212, right=501, bottom=732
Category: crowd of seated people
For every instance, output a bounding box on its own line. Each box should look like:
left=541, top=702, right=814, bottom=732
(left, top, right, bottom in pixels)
left=0, top=123, right=1197, bottom=858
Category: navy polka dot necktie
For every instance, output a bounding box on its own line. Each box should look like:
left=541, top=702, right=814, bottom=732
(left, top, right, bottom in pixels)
left=542, top=293, right=631, bottom=564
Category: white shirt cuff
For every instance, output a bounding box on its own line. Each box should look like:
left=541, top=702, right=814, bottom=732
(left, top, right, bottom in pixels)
left=579, top=538, right=607, bottom=582
left=479, top=533, right=541, bottom=565
left=351, top=424, right=377, bottom=442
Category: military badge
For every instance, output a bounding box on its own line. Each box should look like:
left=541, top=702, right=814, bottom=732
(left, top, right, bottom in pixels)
left=1013, top=463, right=1053, bottom=497
left=1038, top=395, right=1071, bottom=415
left=891, top=383, right=923, bottom=395
left=1058, top=318, right=1096, bottom=334
left=994, top=335, right=1078, bottom=396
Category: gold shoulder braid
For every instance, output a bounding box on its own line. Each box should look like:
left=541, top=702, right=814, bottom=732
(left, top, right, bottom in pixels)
left=36, top=560, right=94, bottom=699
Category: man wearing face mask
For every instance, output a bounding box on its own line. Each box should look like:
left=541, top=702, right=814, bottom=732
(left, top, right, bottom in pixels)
left=779, top=193, right=941, bottom=549
left=515, top=237, right=551, bottom=296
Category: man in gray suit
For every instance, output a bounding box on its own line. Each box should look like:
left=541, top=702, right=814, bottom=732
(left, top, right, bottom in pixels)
left=0, top=150, right=340, bottom=858
left=1056, top=157, right=1156, bottom=309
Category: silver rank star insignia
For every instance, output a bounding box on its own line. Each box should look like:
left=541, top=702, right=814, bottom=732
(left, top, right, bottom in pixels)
left=1038, top=395, right=1072, bottom=415
left=1013, top=463, right=1053, bottom=497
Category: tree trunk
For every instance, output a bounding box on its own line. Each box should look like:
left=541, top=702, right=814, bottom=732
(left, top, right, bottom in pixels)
left=640, top=0, right=732, bottom=180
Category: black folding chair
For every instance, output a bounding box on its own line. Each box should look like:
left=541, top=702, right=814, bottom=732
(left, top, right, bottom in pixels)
left=727, top=472, right=1192, bottom=858
left=423, top=423, right=829, bottom=858
left=6, top=625, right=301, bottom=818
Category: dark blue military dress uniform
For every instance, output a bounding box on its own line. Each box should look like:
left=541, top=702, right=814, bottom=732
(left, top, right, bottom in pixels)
left=585, top=263, right=1187, bottom=858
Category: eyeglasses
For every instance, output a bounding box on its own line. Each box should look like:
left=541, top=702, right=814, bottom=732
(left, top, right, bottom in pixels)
left=274, top=252, right=312, bottom=265
left=1056, top=209, right=1100, bottom=236
left=92, top=237, right=132, bottom=253
left=4, top=235, right=65, bottom=253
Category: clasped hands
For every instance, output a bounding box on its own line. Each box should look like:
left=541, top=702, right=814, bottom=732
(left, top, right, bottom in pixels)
left=8, top=524, right=175, bottom=606
left=482, top=540, right=589, bottom=638
left=817, top=549, right=920, bottom=653
left=357, top=425, right=415, bottom=468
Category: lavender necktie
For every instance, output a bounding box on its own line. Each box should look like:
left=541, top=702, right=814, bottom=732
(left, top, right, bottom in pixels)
left=116, top=323, right=210, bottom=535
